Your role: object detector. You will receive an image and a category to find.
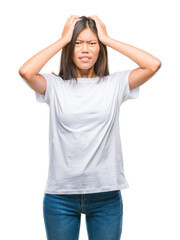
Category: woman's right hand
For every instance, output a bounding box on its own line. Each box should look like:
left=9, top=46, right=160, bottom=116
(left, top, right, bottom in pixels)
left=61, top=15, right=81, bottom=45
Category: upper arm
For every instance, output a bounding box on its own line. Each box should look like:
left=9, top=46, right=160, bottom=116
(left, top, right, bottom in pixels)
left=129, top=65, right=161, bottom=91
left=19, top=72, right=47, bottom=96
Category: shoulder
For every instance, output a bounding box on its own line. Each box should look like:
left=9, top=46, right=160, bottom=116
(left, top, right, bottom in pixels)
left=44, top=73, right=65, bottom=84
left=104, top=69, right=132, bottom=82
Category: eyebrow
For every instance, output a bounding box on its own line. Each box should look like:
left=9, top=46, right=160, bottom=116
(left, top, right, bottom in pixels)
left=76, top=39, right=97, bottom=42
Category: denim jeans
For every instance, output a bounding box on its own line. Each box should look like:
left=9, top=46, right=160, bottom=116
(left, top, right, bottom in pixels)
left=43, top=190, right=123, bottom=240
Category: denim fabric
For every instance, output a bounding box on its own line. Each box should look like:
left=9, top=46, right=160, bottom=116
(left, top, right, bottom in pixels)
left=43, top=190, right=123, bottom=240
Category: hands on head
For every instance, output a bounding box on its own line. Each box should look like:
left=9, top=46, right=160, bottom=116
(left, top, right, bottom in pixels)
left=61, top=15, right=81, bottom=45
left=87, top=16, right=109, bottom=44
left=61, top=15, right=109, bottom=46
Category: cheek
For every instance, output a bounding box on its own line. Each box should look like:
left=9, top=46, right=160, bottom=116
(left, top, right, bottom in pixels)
left=72, top=49, right=78, bottom=62
left=93, top=48, right=100, bottom=59
left=73, top=49, right=77, bottom=58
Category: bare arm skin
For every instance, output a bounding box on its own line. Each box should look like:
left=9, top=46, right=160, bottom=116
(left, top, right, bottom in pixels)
left=19, top=15, right=80, bottom=95
left=103, top=37, right=161, bottom=90
left=19, top=38, right=67, bottom=95
left=89, top=15, right=162, bottom=91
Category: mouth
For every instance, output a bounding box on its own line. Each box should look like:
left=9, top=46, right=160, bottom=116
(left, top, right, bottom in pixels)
left=79, top=57, right=91, bottom=62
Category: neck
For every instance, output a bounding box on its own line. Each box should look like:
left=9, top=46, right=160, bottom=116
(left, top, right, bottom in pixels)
left=76, top=68, right=97, bottom=78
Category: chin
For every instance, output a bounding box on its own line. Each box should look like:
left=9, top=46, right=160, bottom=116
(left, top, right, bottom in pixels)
left=76, top=64, right=94, bottom=70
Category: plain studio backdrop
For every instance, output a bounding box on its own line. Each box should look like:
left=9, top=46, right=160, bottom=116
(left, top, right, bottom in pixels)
left=0, top=0, right=179, bottom=239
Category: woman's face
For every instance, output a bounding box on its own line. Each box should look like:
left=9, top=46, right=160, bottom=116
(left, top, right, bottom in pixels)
left=72, top=28, right=100, bottom=73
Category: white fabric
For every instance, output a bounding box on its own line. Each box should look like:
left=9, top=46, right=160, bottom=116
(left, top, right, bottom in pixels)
left=35, top=69, right=140, bottom=194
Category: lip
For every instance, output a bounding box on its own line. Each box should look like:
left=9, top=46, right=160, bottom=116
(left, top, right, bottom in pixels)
left=79, top=56, right=91, bottom=62
left=79, top=56, right=91, bottom=59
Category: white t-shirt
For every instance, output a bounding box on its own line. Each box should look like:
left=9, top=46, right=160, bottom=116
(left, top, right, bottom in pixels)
left=35, top=69, right=140, bottom=194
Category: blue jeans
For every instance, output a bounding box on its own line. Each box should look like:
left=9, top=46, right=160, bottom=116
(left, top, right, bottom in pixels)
left=43, top=190, right=123, bottom=240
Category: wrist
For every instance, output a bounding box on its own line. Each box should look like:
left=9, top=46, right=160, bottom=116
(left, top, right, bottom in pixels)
left=58, top=37, right=69, bottom=47
left=101, top=36, right=112, bottom=46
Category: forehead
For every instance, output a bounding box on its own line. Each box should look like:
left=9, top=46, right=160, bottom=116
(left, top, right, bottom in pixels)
left=76, top=28, right=98, bottom=41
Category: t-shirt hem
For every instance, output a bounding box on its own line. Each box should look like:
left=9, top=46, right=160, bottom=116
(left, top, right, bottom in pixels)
left=44, top=183, right=129, bottom=195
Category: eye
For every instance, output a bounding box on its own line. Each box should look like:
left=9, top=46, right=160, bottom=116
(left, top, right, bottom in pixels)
left=75, top=42, right=81, bottom=45
left=90, top=42, right=96, bottom=45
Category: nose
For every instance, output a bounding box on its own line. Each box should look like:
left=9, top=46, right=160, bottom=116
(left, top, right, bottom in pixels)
left=81, top=43, right=89, bottom=52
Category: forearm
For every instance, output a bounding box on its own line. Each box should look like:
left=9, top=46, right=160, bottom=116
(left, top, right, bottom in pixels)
left=19, top=37, right=67, bottom=78
left=104, top=37, right=161, bottom=71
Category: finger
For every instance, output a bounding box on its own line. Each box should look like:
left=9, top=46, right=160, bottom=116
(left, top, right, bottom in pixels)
left=89, top=15, right=98, bottom=20
left=89, top=15, right=101, bottom=25
left=73, top=17, right=81, bottom=24
left=88, top=16, right=98, bottom=24
left=69, top=15, right=80, bottom=19
left=91, top=15, right=103, bottom=24
left=69, top=16, right=80, bottom=25
left=70, top=15, right=80, bottom=20
left=68, top=15, right=80, bottom=21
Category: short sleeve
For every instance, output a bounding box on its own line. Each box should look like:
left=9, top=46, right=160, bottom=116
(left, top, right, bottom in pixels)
left=120, top=69, right=140, bottom=104
left=35, top=73, right=54, bottom=105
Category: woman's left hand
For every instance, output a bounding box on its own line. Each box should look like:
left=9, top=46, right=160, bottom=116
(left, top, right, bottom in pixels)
left=88, top=15, right=109, bottom=45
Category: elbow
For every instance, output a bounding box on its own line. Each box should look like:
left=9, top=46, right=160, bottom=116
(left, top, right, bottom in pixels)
left=18, top=67, right=32, bottom=80
left=156, top=59, right=162, bottom=69
left=152, top=60, right=162, bottom=72
left=19, top=66, right=26, bottom=77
